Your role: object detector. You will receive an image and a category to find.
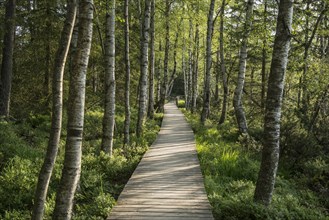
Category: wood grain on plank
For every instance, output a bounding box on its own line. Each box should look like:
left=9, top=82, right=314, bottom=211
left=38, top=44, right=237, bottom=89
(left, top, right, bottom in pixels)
left=107, top=102, right=213, bottom=220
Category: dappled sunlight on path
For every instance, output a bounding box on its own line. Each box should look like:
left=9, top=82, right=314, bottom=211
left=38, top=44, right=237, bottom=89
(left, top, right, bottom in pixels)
left=107, top=102, right=213, bottom=220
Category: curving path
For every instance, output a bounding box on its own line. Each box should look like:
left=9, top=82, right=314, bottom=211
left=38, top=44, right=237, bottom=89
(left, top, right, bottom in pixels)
left=107, top=102, right=213, bottom=220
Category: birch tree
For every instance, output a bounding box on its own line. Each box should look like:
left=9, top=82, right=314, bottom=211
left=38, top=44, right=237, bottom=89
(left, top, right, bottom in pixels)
left=32, top=1, right=77, bottom=219
left=233, top=0, right=254, bottom=134
left=101, top=0, right=116, bottom=155
left=201, top=0, right=215, bottom=124
left=136, top=0, right=151, bottom=137
left=52, top=0, right=93, bottom=218
left=0, top=0, right=16, bottom=118
left=148, top=0, right=155, bottom=119
left=123, top=0, right=131, bottom=146
left=158, top=0, right=170, bottom=113
left=218, top=0, right=228, bottom=125
left=192, top=23, right=199, bottom=113
left=254, top=0, right=293, bottom=206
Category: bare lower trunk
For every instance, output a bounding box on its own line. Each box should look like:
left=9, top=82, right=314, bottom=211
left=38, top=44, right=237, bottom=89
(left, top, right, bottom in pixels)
left=158, top=0, right=170, bottom=113
left=192, top=23, right=199, bottom=113
left=32, top=1, right=77, bottom=220
left=148, top=0, right=155, bottom=119
left=254, top=0, right=293, bottom=206
left=52, top=0, right=93, bottom=219
left=123, top=0, right=131, bottom=147
left=167, top=28, right=179, bottom=97
left=233, top=0, right=254, bottom=134
left=218, top=0, right=227, bottom=125
left=0, top=0, right=16, bottom=118
left=182, top=38, right=188, bottom=108
left=187, top=19, right=193, bottom=110
left=136, top=0, right=151, bottom=137
left=261, top=0, right=267, bottom=109
left=156, top=42, right=162, bottom=103
left=201, top=0, right=215, bottom=124
left=101, top=0, right=116, bottom=155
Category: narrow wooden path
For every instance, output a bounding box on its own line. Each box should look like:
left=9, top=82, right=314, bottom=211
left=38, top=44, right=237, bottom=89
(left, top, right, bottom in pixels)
left=107, top=102, right=213, bottom=220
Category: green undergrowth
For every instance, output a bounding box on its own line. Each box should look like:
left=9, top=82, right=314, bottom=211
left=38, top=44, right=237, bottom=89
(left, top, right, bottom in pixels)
left=181, top=108, right=328, bottom=220
left=0, top=109, right=163, bottom=219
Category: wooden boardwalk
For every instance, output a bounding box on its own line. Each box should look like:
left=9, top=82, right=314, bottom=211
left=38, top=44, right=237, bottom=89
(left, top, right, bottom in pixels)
left=107, top=102, right=213, bottom=220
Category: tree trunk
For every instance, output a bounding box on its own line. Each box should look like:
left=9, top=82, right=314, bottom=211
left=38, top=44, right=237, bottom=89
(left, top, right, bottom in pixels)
left=233, top=0, right=254, bottom=134
left=158, top=0, right=170, bottom=113
left=147, top=0, right=155, bottom=119
left=218, top=0, right=228, bottom=125
left=44, top=1, right=52, bottom=102
left=52, top=0, right=93, bottom=219
left=192, top=23, right=199, bottom=113
left=254, top=0, right=293, bottom=206
left=182, top=38, right=188, bottom=108
left=201, top=0, right=215, bottom=124
left=101, top=0, right=116, bottom=155
left=123, top=0, right=131, bottom=147
left=167, top=28, right=179, bottom=97
left=300, top=3, right=326, bottom=124
left=32, top=1, right=77, bottom=219
left=261, top=0, right=267, bottom=109
left=136, top=0, right=151, bottom=137
left=156, top=42, right=162, bottom=104
left=187, top=19, right=193, bottom=110
left=0, top=0, right=16, bottom=118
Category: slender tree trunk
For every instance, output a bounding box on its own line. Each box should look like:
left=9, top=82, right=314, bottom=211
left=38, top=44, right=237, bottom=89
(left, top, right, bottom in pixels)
left=167, top=29, right=179, bottom=97
left=299, top=3, right=326, bottom=120
left=233, top=0, right=254, bottom=134
left=201, top=0, right=215, bottom=124
left=123, top=0, right=131, bottom=147
left=156, top=61, right=161, bottom=103
left=148, top=0, right=155, bottom=119
left=182, top=38, right=188, bottom=108
left=261, top=0, right=267, bottom=109
left=192, top=23, right=199, bottom=113
left=254, top=0, right=293, bottom=206
left=158, top=0, right=170, bottom=113
left=187, top=19, right=193, bottom=110
left=52, top=0, right=93, bottom=219
left=0, top=0, right=16, bottom=118
left=32, top=1, right=77, bottom=219
left=44, top=1, right=52, bottom=101
left=218, top=0, right=227, bottom=125
left=156, top=42, right=162, bottom=103
left=101, top=0, right=116, bottom=155
left=136, top=0, right=151, bottom=137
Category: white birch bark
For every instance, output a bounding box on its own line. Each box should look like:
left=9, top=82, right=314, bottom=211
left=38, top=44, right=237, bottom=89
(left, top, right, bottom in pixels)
left=136, top=0, right=151, bottom=137
left=123, top=0, right=131, bottom=147
left=148, top=0, right=155, bottom=119
left=254, top=0, right=293, bottom=206
left=192, top=23, right=199, bottom=113
left=233, top=0, right=254, bottom=134
left=218, top=0, right=228, bottom=125
left=32, top=1, right=77, bottom=219
left=52, top=0, right=93, bottom=218
left=201, top=0, right=215, bottom=124
left=101, top=0, right=116, bottom=155
left=158, top=0, right=170, bottom=113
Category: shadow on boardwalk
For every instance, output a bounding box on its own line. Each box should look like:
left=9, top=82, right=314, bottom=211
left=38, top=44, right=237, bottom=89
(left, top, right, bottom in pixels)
left=107, top=102, right=214, bottom=220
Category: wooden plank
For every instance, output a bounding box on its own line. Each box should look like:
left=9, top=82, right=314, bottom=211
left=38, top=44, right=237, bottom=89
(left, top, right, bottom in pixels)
left=107, top=102, right=213, bottom=219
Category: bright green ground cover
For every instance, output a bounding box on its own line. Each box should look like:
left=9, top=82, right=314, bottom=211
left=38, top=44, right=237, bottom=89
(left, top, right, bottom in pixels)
left=0, top=107, right=163, bottom=219
left=180, top=101, right=328, bottom=220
